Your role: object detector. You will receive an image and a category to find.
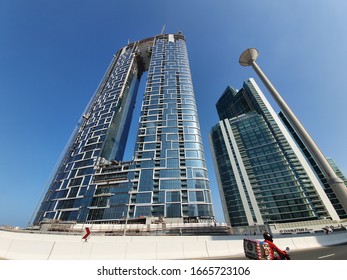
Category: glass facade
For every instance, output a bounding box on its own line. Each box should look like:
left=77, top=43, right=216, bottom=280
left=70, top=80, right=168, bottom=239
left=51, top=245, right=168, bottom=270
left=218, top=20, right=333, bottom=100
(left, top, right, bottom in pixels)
left=279, top=112, right=347, bottom=219
left=34, top=33, right=214, bottom=225
left=210, top=79, right=340, bottom=226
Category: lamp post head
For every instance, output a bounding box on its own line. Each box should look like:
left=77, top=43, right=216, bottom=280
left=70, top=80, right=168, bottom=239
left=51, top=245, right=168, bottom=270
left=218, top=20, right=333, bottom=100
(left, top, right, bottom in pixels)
left=239, top=48, right=259, bottom=66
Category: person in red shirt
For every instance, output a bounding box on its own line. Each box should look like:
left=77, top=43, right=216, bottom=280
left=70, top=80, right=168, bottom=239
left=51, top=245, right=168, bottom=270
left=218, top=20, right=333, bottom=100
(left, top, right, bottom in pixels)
left=263, top=232, right=290, bottom=260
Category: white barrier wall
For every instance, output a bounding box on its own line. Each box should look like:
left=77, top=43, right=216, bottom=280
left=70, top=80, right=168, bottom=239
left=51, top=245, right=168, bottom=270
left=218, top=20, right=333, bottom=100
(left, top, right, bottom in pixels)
left=0, top=230, right=346, bottom=260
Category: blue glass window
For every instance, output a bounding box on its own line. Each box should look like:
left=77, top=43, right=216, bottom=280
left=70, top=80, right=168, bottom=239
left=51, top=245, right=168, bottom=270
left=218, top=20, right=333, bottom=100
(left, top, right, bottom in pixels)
left=135, top=206, right=152, bottom=218
left=186, top=150, right=198, bottom=158
left=167, top=150, right=179, bottom=158
left=189, top=191, right=204, bottom=202
left=160, top=169, right=181, bottom=178
left=193, top=169, right=207, bottom=178
left=139, top=169, right=153, bottom=191
left=166, top=191, right=181, bottom=202
left=160, top=179, right=181, bottom=189
left=136, top=192, right=152, bottom=204
left=167, top=158, right=179, bottom=168
left=109, top=194, right=129, bottom=205
left=166, top=203, right=181, bottom=217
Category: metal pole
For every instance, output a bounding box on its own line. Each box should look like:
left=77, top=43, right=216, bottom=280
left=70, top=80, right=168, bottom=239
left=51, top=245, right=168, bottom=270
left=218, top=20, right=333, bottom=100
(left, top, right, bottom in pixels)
left=239, top=48, right=347, bottom=214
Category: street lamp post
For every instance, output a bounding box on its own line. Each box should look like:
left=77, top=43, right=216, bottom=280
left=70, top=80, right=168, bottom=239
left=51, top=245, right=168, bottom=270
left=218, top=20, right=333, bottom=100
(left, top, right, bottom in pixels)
left=239, top=48, right=347, bottom=214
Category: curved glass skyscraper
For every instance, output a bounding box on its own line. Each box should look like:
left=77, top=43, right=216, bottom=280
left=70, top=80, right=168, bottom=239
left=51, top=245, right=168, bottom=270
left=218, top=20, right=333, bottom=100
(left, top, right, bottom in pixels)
left=34, top=33, right=214, bottom=225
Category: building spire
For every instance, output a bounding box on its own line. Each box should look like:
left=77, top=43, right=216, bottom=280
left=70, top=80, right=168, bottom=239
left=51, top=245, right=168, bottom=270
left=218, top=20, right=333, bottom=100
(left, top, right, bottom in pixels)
left=161, top=24, right=165, bottom=34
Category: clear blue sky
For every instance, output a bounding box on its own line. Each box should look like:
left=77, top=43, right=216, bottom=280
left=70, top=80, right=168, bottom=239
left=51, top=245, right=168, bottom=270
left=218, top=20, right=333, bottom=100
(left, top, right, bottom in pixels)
left=1, top=0, right=346, bottom=228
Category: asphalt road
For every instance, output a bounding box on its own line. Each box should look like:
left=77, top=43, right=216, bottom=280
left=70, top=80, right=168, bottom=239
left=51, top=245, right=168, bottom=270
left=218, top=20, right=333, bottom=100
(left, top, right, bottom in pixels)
left=289, top=242, right=347, bottom=260
left=224, top=242, right=347, bottom=260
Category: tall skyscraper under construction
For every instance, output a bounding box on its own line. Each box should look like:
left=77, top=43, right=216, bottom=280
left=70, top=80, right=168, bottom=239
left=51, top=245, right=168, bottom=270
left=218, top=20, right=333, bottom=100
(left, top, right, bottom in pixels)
left=209, top=78, right=344, bottom=227
left=34, top=33, right=214, bottom=225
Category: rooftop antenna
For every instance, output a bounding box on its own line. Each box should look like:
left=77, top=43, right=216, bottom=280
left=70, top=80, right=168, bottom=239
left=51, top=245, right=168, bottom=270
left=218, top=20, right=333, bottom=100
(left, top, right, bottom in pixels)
left=161, top=25, right=166, bottom=34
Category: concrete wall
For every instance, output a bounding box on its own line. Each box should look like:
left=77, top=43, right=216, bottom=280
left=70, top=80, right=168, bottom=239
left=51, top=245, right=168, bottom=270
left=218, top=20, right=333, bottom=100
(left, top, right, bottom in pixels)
left=0, top=229, right=346, bottom=260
